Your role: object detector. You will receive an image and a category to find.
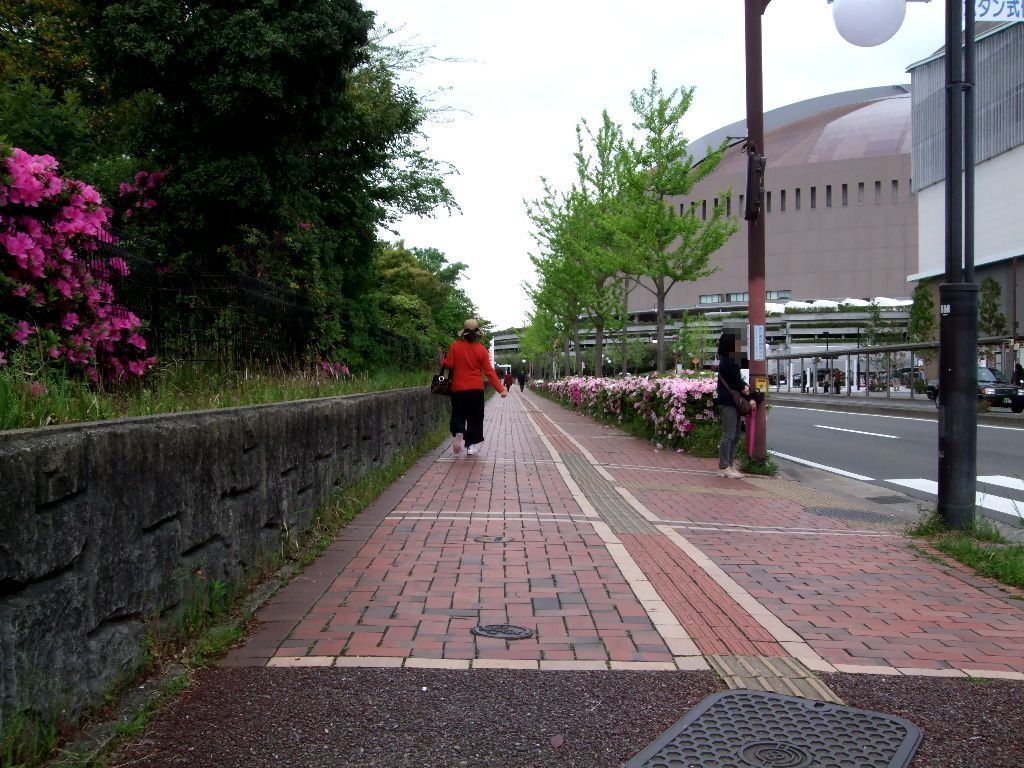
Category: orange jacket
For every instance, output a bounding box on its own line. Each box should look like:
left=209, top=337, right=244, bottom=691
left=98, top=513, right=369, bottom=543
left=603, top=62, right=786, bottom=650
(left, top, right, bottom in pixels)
left=443, top=340, right=505, bottom=393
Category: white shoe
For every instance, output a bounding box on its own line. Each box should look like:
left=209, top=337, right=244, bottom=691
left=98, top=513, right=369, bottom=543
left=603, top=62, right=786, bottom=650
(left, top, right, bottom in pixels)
left=724, top=466, right=744, bottom=479
left=453, top=433, right=464, bottom=455
left=467, top=444, right=479, bottom=456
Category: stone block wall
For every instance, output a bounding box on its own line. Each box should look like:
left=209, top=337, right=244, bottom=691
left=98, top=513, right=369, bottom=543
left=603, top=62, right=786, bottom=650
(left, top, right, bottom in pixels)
left=0, top=388, right=447, bottom=728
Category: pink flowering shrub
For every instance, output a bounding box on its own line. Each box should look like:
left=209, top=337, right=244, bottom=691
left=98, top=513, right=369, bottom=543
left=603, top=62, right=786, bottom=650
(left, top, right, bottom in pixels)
left=318, top=359, right=350, bottom=379
left=0, top=147, right=156, bottom=381
left=117, top=169, right=165, bottom=220
left=533, top=373, right=719, bottom=449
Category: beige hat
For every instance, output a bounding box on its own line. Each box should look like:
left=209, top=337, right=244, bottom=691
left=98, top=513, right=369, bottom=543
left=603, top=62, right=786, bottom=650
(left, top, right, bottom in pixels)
left=460, top=319, right=480, bottom=338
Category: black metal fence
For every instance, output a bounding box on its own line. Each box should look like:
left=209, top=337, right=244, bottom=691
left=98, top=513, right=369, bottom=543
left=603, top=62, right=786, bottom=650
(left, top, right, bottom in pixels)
left=93, top=232, right=316, bottom=367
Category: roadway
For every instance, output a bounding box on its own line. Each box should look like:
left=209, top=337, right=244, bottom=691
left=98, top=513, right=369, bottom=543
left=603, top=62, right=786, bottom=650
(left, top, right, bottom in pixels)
left=766, top=400, right=1024, bottom=525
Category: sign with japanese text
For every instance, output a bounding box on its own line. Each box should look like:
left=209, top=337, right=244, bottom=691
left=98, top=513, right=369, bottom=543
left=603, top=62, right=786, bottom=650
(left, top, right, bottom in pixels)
left=976, top=1, right=1024, bottom=21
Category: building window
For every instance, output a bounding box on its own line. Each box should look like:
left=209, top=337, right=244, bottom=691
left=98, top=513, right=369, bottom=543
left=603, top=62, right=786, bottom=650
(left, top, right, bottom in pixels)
left=679, top=202, right=686, bottom=215
left=766, top=290, right=792, bottom=301
left=874, top=180, right=881, bottom=204
left=841, top=184, right=848, bottom=207
left=739, top=194, right=744, bottom=212
left=726, top=195, right=732, bottom=216
left=702, top=200, right=707, bottom=220
left=891, top=180, right=899, bottom=203
left=699, top=294, right=722, bottom=305
left=727, top=292, right=749, bottom=302
left=857, top=182, right=865, bottom=205
left=826, top=185, right=832, bottom=208
left=795, top=188, right=801, bottom=210
left=766, top=191, right=772, bottom=213
left=780, top=190, right=786, bottom=211
left=713, top=197, right=719, bottom=211
left=810, top=187, right=816, bottom=209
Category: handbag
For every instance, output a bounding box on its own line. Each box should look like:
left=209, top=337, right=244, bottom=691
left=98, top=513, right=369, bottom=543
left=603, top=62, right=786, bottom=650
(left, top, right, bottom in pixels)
left=430, top=362, right=452, bottom=396
left=719, top=375, right=752, bottom=416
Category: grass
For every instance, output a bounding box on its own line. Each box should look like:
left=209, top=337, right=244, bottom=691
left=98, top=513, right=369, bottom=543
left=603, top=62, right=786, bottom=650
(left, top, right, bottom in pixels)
left=738, top=453, right=779, bottom=476
left=908, top=510, right=1024, bottom=590
left=6, top=415, right=450, bottom=768
left=0, top=359, right=431, bottom=431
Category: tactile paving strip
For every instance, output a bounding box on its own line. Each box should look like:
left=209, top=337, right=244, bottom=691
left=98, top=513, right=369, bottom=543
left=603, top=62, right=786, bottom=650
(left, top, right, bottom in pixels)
left=562, top=453, right=658, bottom=534
left=624, top=690, right=922, bottom=768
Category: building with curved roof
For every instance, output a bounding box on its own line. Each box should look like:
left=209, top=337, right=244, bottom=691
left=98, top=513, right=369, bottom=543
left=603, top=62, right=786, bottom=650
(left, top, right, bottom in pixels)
left=629, top=85, right=919, bottom=317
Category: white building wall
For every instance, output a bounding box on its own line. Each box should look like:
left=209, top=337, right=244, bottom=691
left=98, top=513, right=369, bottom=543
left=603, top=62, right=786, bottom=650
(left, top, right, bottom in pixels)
left=913, top=142, right=1024, bottom=280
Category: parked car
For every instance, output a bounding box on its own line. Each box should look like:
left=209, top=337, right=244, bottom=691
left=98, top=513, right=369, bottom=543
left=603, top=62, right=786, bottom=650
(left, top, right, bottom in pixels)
left=927, top=367, right=1024, bottom=413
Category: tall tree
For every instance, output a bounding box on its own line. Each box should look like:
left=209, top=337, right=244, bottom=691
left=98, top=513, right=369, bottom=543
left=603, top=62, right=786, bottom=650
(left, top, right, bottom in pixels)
left=620, top=71, right=737, bottom=372
left=907, top=280, right=937, bottom=364
left=978, top=276, right=1007, bottom=365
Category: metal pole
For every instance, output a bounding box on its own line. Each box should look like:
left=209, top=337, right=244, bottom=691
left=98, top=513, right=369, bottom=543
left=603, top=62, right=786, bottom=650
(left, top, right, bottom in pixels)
left=745, top=0, right=768, bottom=462
left=937, top=0, right=977, bottom=531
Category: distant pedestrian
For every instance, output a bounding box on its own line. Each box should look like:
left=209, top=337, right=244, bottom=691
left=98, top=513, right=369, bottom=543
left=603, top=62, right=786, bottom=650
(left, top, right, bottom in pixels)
left=1014, top=362, right=1024, bottom=387
left=716, top=332, right=755, bottom=479
left=503, top=371, right=515, bottom=392
left=517, top=370, right=527, bottom=392
left=444, top=319, right=507, bottom=457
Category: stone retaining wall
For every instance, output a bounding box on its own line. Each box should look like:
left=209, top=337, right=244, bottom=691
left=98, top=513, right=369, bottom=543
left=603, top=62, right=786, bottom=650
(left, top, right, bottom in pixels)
left=0, top=388, right=448, bottom=728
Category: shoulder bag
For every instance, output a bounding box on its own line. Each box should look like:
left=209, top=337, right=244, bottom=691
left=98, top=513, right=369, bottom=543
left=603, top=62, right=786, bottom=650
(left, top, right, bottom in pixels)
left=719, top=375, right=751, bottom=416
left=430, top=362, right=452, bottom=396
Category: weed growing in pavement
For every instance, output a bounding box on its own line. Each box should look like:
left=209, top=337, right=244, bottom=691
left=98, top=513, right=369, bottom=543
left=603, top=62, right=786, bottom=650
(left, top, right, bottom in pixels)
left=1, top=710, right=59, bottom=768
left=907, top=508, right=1024, bottom=590
left=737, top=454, right=778, bottom=476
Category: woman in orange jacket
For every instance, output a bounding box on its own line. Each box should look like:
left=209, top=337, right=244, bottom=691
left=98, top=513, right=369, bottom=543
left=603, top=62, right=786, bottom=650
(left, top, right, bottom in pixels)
left=443, top=319, right=507, bottom=456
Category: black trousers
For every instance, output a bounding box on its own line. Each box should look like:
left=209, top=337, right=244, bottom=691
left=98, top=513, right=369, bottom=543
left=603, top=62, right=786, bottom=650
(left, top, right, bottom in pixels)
left=450, top=389, right=486, bottom=445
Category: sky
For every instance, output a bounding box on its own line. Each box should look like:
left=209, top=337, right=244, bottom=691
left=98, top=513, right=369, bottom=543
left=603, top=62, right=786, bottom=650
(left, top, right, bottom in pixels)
left=361, top=0, right=950, bottom=331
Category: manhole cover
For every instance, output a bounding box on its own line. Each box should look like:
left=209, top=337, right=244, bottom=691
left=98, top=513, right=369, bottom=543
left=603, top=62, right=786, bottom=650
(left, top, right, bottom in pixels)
left=806, top=506, right=899, bottom=525
left=470, top=624, right=534, bottom=640
left=473, top=535, right=516, bottom=543
left=624, top=690, right=921, bottom=768
left=866, top=495, right=912, bottom=505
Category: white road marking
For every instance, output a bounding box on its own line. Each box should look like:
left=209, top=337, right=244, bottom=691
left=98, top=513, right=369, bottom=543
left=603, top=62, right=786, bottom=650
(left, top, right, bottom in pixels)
left=978, top=475, right=1024, bottom=492
left=887, top=478, right=1024, bottom=518
left=772, top=405, right=1024, bottom=431
left=769, top=451, right=874, bottom=481
left=814, top=425, right=898, bottom=439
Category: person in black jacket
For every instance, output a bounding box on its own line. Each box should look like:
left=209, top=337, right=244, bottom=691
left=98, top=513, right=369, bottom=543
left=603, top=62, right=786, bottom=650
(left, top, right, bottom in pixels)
left=716, top=332, right=755, bottom=479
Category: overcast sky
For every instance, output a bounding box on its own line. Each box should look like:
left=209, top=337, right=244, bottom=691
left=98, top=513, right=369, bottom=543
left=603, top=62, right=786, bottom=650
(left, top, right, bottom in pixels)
left=361, top=1, right=949, bottom=330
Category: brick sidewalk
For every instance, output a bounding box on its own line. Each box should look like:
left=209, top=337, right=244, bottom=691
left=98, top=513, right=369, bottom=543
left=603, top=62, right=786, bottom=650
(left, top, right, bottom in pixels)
left=222, top=389, right=1024, bottom=692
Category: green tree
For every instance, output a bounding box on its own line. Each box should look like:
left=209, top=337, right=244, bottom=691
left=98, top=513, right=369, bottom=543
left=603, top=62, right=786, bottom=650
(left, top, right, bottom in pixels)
left=907, top=280, right=937, bottom=364
left=673, top=310, right=713, bottom=369
left=620, top=71, right=738, bottom=372
left=978, top=276, right=1007, bottom=365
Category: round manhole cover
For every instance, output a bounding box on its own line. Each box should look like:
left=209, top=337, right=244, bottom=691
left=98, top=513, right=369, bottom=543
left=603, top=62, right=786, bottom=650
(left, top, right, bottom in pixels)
left=471, top=624, right=534, bottom=640
left=739, top=741, right=812, bottom=768
left=473, top=535, right=515, bottom=543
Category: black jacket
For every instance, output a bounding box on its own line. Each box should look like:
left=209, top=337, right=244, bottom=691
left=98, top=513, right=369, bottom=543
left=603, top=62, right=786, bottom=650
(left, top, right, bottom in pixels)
left=717, top=357, right=747, bottom=408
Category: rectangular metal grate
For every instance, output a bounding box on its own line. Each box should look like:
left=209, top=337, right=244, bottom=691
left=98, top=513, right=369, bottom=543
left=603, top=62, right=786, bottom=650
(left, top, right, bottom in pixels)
left=625, top=690, right=921, bottom=768
left=865, top=495, right=913, bottom=505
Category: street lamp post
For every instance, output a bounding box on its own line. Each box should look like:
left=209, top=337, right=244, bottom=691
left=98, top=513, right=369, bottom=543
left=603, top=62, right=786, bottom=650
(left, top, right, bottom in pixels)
left=747, top=0, right=975, bottom=527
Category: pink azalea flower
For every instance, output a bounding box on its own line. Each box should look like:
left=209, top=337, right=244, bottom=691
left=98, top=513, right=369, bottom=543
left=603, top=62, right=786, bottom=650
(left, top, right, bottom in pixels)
left=61, top=313, right=80, bottom=330
left=12, top=321, right=32, bottom=344
left=30, top=381, right=48, bottom=397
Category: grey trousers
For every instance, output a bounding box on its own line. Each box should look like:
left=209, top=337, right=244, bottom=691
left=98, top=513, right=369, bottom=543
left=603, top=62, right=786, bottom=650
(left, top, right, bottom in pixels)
left=718, top=405, right=742, bottom=469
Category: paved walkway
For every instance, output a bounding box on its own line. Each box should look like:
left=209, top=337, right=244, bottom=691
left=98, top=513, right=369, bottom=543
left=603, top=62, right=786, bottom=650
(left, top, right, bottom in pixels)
left=222, top=390, right=1024, bottom=698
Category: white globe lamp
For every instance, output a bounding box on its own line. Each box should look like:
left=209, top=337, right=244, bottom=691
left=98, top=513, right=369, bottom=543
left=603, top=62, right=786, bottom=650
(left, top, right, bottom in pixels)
left=832, top=0, right=908, bottom=47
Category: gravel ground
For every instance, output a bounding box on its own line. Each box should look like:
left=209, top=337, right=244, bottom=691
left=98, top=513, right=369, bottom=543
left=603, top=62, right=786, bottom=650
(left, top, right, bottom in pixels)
left=826, top=673, right=1024, bottom=768
left=105, top=668, right=722, bottom=768
left=105, top=668, right=1024, bottom=768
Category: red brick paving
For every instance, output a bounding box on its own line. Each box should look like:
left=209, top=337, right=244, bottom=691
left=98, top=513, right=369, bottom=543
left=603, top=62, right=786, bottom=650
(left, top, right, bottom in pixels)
left=224, top=390, right=1024, bottom=678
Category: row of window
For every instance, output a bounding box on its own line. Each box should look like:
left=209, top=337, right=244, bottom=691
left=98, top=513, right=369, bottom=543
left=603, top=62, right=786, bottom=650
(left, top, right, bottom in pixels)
left=682, top=180, right=912, bottom=220
left=699, top=290, right=792, bottom=305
